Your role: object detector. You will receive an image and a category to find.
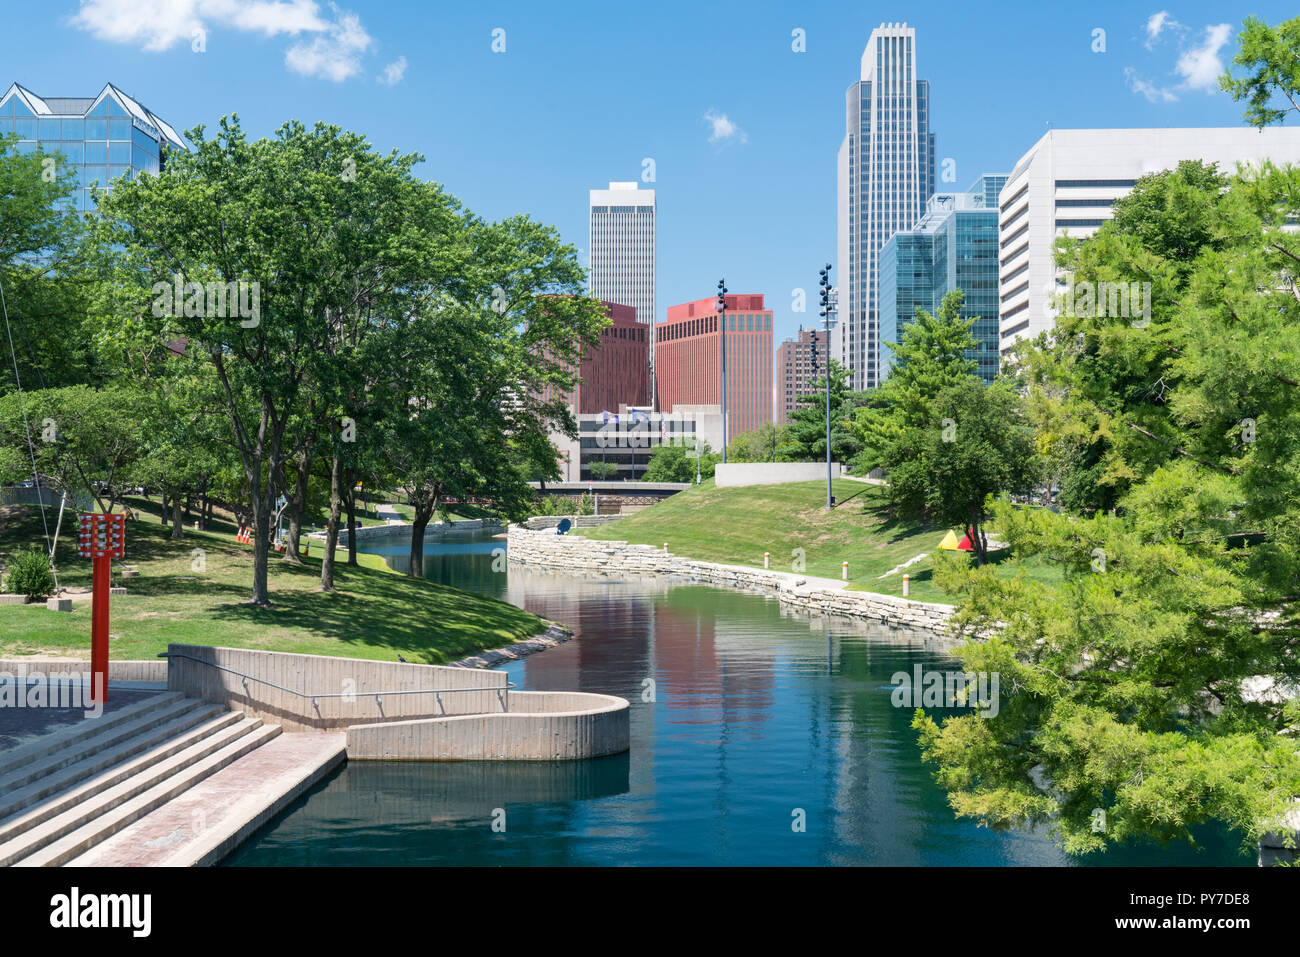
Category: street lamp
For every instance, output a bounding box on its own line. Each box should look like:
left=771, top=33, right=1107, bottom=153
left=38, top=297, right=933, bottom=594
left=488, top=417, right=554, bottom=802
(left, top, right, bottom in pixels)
left=819, top=264, right=836, bottom=510
left=717, top=279, right=728, bottom=464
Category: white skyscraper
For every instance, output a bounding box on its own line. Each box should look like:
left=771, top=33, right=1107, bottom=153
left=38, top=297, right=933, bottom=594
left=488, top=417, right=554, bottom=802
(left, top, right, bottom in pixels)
left=835, top=23, right=936, bottom=390
left=997, top=127, right=1300, bottom=358
left=589, top=181, right=657, bottom=400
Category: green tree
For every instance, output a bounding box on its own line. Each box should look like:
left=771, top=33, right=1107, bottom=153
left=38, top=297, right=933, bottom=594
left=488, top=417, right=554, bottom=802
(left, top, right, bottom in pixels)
left=851, top=289, right=979, bottom=470
left=1039, top=160, right=1230, bottom=513
left=95, top=117, right=450, bottom=604
left=0, top=385, right=146, bottom=515
left=643, top=441, right=716, bottom=483
left=778, top=361, right=866, bottom=464
left=375, top=219, right=604, bottom=579
left=885, top=379, right=1038, bottom=564
left=920, top=160, right=1300, bottom=853
left=587, top=460, right=619, bottom=480
left=0, top=134, right=96, bottom=394
left=728, top=422, right=792, bottom=463
left=1220, top=16, right=1300, bottom=128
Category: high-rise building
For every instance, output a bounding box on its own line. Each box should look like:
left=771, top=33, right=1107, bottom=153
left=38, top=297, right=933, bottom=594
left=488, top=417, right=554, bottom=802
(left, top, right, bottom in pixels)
left=998, top=127, right=1300, bottom=358
left=588, top=181, right=657, bottom=400
left=657, top=294, right=773, bottom=443
left=879, top=174, right=1007, bottom=383
left=0, top=82, right=186, bottom=215
left=539, top=300, right=649, bottom=414
left=835, top=22, right=936, bottom=391
left=775, top=327, right=828, bottom=423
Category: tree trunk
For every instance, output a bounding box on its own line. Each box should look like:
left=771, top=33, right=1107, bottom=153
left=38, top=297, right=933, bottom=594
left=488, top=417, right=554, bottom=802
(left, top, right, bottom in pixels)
left=283, top=451, right=310, bottom=564
left=320, top=454, right=343, bottom=591
left=408, top=498, right=435, bottom=579
left=160, top=490, right=169, bottom=524
left=345, top=480, right=358, bottom=566
left=170, top=494, right=184, bottom=540
left=249, top=495, right=272, bottom=606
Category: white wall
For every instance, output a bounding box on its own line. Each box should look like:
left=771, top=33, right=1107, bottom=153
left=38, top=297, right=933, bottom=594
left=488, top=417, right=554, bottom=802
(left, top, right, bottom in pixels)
left=714, top=462, right=841, bottom=487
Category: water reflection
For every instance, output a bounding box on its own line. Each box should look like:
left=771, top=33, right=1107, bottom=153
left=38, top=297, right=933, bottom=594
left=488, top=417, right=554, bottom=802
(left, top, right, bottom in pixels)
left=226, top=529, right=1255, bottom=866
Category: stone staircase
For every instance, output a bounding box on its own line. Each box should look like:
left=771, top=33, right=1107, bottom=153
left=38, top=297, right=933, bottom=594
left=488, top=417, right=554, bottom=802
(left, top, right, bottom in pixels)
left=0, top=692, right=280, bottom=867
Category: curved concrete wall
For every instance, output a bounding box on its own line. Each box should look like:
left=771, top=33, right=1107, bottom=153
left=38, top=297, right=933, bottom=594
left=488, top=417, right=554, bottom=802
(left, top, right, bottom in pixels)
left=166, top=645, right=508, bottom=732
left=345, top=690, right=630, bottom=761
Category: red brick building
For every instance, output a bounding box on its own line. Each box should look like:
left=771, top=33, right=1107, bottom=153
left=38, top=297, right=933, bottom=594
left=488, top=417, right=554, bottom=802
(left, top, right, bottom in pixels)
left=775, top=327, right=826, bottom=423
left=656, top=294, right=772, bottom=442
left=542, top=300, right=648, bottom=413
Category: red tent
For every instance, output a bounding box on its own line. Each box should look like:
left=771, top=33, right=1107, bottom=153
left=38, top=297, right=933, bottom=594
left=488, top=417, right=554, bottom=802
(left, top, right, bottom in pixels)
left=956, top=528, right=975, bottom=551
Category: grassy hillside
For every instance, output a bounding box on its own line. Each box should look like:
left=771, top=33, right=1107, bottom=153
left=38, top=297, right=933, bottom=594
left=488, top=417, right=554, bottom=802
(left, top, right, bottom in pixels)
left=582, top=479, right=1059, bottom=602
left=0, top=504, right=543, bottom=663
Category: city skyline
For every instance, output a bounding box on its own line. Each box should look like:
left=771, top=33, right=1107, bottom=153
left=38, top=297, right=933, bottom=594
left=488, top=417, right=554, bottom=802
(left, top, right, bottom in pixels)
left=2, top=1, right=1286, bottom=376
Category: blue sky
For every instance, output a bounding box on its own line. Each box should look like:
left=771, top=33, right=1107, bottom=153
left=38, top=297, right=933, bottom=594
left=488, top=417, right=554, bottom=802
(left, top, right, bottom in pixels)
left=6, top=0, right=1296, bottom=349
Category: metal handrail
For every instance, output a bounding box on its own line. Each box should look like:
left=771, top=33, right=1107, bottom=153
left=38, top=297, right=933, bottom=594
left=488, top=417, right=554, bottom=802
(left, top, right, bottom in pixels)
left=157, top=652, right=514, bottom=712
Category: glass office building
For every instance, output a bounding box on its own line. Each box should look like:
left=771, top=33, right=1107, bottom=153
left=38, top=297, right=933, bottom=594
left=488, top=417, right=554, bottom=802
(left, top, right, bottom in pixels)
left=0, top=82, right=186, bottom=214
left=879, top=174, right=1007, bottom=383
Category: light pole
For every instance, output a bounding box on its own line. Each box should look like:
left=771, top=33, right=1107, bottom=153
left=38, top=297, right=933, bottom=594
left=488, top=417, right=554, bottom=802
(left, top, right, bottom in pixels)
left=717, top=279, right=728, bottom=464
left=819, top=264, right=835, bottom=510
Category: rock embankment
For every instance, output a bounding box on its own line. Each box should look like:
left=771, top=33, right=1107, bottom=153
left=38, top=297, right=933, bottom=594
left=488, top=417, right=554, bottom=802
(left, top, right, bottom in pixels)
left=506, top=525, right=955, bottom=636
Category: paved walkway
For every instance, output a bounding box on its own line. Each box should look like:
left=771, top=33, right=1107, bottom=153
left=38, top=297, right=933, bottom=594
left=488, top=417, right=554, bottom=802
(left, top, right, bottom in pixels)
left=71, top=731, right=346, bottom=867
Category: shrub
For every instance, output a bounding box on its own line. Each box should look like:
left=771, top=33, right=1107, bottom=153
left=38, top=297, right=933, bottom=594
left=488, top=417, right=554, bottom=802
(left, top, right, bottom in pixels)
left=4, top=548, right=56, bottom=602
left=529, top=493, right=594, bottom=517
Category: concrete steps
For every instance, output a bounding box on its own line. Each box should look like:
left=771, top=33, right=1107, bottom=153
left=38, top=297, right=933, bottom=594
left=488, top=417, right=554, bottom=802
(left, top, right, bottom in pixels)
left=0, top=709, right=244, bottom=840
left=0, top=698, right=282, bottom=868
left=0, top=697, right=226, bottom=817
left=0, top=692, right=187, bottom=779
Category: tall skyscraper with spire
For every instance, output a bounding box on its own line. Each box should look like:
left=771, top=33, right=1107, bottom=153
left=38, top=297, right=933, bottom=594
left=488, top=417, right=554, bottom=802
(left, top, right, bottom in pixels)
left=835, top=22, right=936, bottom=390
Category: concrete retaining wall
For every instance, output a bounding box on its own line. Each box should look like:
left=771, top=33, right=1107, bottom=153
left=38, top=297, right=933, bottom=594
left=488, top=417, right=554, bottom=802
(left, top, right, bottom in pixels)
left=521, top=515, right=624, bottom=530
left=715, top=462, right=841, bottom=487
left=165, top=645, right=508, bottom=732
left=0, top=658, right=167, bottom=682
left=346, top=690, right=630, bottom=761
left=506, top=525, right=955, bottom=635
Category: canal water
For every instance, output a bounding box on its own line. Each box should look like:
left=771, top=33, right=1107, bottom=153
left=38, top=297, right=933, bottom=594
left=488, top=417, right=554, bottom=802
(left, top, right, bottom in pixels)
left=224, top=529, right=1252, bottom=866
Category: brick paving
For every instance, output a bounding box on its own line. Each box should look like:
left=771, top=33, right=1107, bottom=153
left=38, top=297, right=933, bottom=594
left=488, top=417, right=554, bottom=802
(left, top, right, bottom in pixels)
left=72, top=731, right=346, bottom=867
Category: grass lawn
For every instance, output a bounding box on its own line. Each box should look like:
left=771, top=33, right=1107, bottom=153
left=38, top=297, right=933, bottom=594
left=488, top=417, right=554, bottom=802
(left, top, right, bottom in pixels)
left=581, top=479, right=1061, bottom=603
left=0, top=504, right=544, bottom=663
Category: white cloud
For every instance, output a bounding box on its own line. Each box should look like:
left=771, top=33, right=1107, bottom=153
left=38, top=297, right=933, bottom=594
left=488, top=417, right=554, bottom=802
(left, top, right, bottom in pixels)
left=1124, top=66, right=1178, bottom=103
left=70, top=0, right=374, bottom=81
left=1125, top=17, right=1232, bottom=103
left=1144, top=11, right=1172, bottom=49
left=71, top=0, right=328, bottom=50
left=1175, top=22, right=1232, bottom=91
left=284, top=6, right=372, bottom=81
left=377, top=55, right=407, bottom=87
left=704, top=109, right=747, bottom=145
